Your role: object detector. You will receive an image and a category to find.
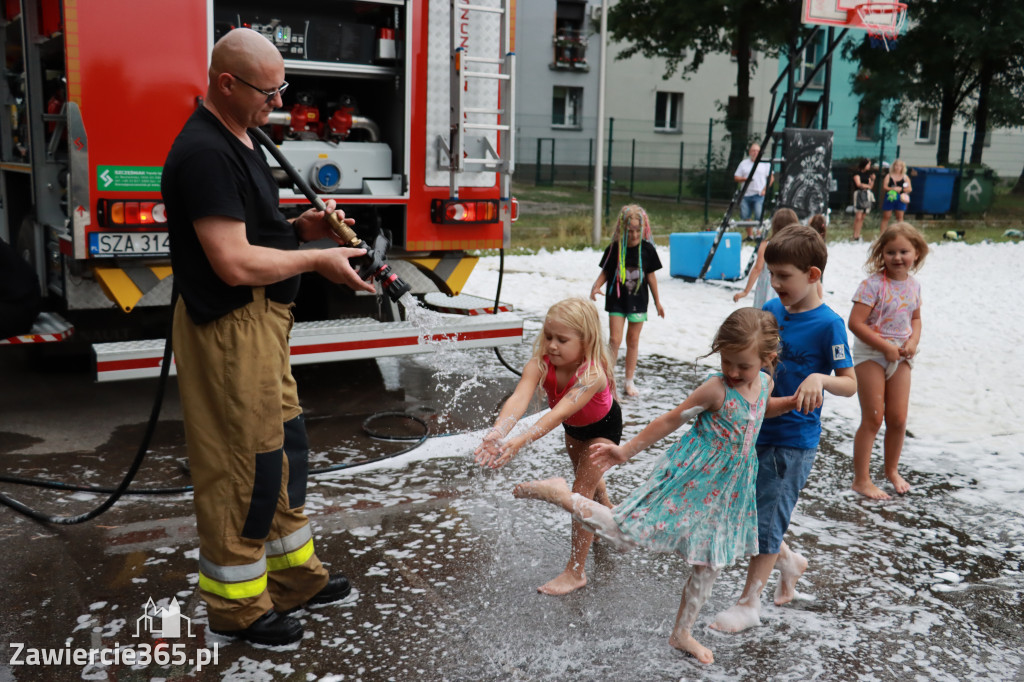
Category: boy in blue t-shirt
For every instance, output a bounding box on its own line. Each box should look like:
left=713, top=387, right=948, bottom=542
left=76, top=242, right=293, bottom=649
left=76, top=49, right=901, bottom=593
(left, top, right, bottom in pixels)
left=712, top=225, right=857, bottom=633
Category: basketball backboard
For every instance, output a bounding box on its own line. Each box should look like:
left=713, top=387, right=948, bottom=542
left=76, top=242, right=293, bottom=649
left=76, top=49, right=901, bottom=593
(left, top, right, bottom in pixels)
left=802, top=0, right=907, bottom=49
left=802, top=0, right=852, bottom=26
left=802, top=0, right=907, bottom=30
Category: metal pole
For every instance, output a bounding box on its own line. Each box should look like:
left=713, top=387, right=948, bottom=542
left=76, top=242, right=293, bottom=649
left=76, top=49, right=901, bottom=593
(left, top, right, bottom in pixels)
left=550, top=138, right=556, bottom=185
left=629, top=138, right=636, bottom=197
left=535, top=138, right=541, bottom=186
left=822, top=28, right=834, bottom=129
left=605, top=117, right=614, bottom=217
left=704, top=118, right=713, bottom=225
left=676, top=141, right=684, bottom=202
left=785, top=33, right=797, bottom=128
left=588, top=138, right=594, bottom=192
left=591, top=0, right=609, bottom=246
left=956, top=130, right=968, bottom=217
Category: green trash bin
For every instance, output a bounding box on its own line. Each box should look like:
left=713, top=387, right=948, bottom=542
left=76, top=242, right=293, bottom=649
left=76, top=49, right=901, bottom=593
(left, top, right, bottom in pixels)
left=957, top=169, right=995, bottom=213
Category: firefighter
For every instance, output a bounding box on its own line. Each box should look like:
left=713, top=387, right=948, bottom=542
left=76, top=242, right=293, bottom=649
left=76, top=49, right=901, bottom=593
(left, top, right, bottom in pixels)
left=161, top=28, right=376, bottom=646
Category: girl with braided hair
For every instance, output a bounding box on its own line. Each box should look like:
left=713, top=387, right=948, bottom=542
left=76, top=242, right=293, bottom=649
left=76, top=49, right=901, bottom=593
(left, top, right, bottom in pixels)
left=590, top=204, right=664, bottom=397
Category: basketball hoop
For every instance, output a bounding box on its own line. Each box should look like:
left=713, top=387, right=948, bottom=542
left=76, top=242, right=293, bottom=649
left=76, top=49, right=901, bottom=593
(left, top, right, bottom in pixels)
left=855, top=2, right=907, bottom=51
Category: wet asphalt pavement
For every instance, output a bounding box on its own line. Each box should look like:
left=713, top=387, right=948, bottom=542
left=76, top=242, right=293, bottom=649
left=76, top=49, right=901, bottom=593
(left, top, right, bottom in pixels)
left=1, top=338, right=1022, bottom=681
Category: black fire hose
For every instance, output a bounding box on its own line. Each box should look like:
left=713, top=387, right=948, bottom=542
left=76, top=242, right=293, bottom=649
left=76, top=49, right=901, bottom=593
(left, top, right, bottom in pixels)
left=0, top=288, right=179, bottom=524
left=492, top=248, right=521, bottom=376
left=250, top=127, right=411, bottom=302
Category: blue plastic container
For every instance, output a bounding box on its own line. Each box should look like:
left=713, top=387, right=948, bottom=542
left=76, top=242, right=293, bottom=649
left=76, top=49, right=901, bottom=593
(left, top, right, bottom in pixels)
left=669, top=232, right=741, bottom=280
left=906, top=167, right=958, bottom=215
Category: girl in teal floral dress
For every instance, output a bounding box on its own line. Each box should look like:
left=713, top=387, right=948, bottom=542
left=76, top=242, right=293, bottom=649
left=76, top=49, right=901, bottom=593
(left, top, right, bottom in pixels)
left=513, top=307, right=794, bottom=665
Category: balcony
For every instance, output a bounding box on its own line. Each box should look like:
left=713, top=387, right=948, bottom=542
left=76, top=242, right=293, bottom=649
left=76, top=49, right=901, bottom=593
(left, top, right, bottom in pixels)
left=551, top=30, right=588, bottom=71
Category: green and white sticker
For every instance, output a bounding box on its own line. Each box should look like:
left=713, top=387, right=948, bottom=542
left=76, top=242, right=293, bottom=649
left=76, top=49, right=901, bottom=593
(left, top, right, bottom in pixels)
left=96, top=166, right=162, bottom=192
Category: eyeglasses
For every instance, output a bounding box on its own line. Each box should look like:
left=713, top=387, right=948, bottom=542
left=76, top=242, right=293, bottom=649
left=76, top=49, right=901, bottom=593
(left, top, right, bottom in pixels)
left=230, top=73, right=289, bottom=103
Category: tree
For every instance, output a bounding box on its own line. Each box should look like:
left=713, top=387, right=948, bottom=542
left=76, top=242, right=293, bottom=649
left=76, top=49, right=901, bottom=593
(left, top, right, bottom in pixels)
left=848, top=0, right=1024, bottom=169
left=846, top=0, right=979, bottom=166
left=608, top=0, right=795, bottom=170
left=957, top=0, right=1024, bottom=165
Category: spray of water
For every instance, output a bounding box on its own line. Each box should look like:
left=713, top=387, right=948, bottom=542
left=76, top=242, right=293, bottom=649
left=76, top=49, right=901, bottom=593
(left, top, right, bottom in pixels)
left=397, top=293, right=501, bottom=431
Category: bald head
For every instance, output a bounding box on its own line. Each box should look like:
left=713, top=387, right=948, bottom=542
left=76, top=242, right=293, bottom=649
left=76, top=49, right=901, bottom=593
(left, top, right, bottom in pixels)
left=205, top=28, right=286, bottom=137
left=209, top=28, right=283, bottom=83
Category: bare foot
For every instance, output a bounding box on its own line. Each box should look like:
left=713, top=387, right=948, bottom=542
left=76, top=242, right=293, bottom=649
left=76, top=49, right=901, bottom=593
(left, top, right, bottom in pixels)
left=512, top=477, right=570, bottom=504
left=669, top=631, right=714, bottom=665
left=887, top=472, right=911, bottom=494
left=852, top=480, right=891, bottom=500
left=774, top=548, right=808, bottom=606
left=709, top=601, right=760, bottom=633
left=624, top=379, right=639, bottom=397
left=537, top=570, right=587, bottom=595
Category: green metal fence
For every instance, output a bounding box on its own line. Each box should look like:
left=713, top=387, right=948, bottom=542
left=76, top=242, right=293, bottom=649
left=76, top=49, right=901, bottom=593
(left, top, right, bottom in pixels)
left=515, top=115, right=897, bottom=218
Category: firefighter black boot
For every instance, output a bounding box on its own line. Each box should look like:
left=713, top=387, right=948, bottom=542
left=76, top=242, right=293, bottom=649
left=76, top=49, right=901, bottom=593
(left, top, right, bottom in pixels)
left=210, top=610, right=303, bottom=646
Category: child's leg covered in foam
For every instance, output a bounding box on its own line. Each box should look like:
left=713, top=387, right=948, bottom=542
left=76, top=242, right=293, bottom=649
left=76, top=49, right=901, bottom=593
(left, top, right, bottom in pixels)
left=670, top=565, right=721, bottom=664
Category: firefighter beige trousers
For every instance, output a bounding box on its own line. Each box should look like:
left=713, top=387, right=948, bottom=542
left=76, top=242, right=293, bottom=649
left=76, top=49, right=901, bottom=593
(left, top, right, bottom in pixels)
left=173, top=289, right=328, bottom=630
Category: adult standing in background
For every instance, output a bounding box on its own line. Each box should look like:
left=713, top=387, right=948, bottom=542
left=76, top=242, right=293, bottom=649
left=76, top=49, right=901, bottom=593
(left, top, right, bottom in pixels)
left=880, top=159, right=912, bottom=233
left=162, top=28, right=375, bottom=646
left=851, top=158, right=876, bottom=241
left=733, top=142, right=774, bottom=241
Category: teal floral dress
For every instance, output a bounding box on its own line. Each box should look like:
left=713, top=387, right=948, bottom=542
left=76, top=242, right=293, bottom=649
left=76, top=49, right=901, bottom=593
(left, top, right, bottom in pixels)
left=611, top=372, right=769, bottom=567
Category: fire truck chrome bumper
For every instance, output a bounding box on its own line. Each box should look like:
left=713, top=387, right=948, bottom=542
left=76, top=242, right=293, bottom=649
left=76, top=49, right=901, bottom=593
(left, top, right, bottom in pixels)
left=91, top=313, right=524, bottom=382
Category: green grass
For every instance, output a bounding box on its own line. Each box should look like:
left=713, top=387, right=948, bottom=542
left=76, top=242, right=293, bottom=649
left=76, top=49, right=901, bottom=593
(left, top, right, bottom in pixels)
left=509, top=182, right=711, bottom=253
left=987, top=185, right=1024, bottom=220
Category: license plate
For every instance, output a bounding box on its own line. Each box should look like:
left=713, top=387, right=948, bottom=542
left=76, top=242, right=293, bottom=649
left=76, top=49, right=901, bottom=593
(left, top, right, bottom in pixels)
left=89, top=231, right=170, bottom=256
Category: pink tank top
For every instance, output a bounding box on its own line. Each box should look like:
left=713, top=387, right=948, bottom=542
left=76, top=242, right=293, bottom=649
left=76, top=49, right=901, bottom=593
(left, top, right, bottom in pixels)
left=541, top=356, right=613, bottom=427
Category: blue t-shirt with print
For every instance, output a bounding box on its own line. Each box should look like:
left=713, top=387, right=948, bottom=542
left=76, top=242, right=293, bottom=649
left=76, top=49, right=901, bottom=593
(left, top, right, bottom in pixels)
left=758, top=298, right=853, bottom=449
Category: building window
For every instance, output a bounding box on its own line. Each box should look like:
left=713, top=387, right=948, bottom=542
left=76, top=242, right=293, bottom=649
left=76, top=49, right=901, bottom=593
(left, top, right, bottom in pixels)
left=856, top=101, right=880, bottom=141
left=797, top=33, right=826, bottom=89
left=654, top=92, right=682, bottom=132
left=552, top=86, right=583, bottom=128
left=552, top=1, right=589, bottom=70
left=915, top=109, right=936, bottom=143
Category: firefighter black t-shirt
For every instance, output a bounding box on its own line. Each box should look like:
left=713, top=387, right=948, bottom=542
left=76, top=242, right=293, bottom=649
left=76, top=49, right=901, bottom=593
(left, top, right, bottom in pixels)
left=161, top=107, right=300, bottom=324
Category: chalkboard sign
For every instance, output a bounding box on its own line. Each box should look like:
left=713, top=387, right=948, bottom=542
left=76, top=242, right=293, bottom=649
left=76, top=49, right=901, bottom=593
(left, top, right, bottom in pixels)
left=777, top=128, right=833, bottom=221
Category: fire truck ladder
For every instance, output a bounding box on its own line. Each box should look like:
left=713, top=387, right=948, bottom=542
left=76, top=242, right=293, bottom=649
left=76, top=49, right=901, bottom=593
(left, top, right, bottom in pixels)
left=442, top=0, right=516, bottom=200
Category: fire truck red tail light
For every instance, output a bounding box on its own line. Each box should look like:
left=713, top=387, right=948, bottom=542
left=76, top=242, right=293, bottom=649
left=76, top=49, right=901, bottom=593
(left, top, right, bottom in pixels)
left=98, top=200, right=168, bottom=227
left=430, top=198, right=500, bottom=225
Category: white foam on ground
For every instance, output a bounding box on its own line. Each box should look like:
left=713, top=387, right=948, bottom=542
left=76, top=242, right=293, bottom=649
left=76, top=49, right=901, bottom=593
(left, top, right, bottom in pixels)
left=462, top=241, right=1024, bottom=519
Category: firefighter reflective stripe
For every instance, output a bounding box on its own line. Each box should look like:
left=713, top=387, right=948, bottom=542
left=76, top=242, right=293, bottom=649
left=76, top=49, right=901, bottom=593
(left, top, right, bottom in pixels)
left=405, top=254, right=479, bottom=295
left=266, top=538, right=314, bottom=572
left=199, top=572, right=268, bottom=600
left=93, top=265, right=173, bottom=313
left=265, top=524, right=315, bottom=572
left=198, top=554, right=267, bottom=600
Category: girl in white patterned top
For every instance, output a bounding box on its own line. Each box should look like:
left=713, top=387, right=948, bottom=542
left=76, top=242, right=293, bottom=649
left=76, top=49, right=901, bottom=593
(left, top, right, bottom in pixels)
left=848, top=222, right=929, bottom=499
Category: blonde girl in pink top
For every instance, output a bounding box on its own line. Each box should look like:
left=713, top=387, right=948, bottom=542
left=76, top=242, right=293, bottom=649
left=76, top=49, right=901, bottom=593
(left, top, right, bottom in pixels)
left=475, top=298, right=620, bottom=595
left=848, top=222, right=928, bottom=499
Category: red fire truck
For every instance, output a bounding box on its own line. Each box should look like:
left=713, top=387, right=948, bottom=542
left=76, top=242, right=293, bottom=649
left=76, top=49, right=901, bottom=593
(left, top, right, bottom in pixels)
left=0, top=0, right=521, bottom=380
